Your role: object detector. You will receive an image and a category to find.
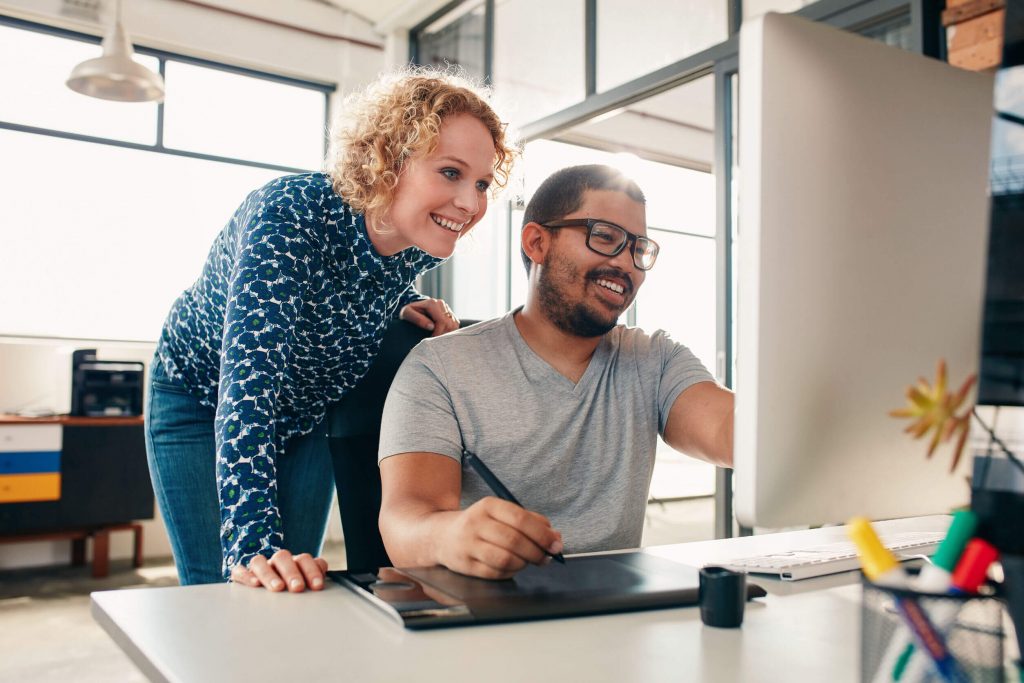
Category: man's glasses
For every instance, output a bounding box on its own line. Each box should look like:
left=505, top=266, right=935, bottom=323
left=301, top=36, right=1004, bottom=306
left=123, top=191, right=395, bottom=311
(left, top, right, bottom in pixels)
left=540, top=218, right=660, bottom=271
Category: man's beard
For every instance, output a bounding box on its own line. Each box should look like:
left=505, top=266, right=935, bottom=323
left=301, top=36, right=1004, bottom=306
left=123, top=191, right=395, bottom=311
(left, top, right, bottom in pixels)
left=537, top=252, right=627, bottom=338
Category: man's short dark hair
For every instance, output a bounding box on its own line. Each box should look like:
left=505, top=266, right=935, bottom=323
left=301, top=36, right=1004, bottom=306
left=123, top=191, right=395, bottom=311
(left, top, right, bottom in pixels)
left=520, top=164, right=646, bottom=274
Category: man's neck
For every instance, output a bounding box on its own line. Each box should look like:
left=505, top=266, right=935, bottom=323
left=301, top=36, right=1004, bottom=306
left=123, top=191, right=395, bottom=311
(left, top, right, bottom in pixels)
left=514, top=299, right=604, bottom=383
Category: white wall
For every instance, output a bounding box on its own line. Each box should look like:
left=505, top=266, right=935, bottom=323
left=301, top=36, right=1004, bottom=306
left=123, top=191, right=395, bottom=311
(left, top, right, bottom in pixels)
left=0, top=0, right=390, bottom=570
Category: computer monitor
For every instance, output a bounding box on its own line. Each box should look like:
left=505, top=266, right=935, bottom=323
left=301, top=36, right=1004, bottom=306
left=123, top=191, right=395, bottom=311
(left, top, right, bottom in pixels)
left=734, top=13, right=994, bottom=528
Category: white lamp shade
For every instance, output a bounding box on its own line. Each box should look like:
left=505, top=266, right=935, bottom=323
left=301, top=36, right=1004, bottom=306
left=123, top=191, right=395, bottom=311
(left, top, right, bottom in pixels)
left=66, top=20, right=164, bottom=103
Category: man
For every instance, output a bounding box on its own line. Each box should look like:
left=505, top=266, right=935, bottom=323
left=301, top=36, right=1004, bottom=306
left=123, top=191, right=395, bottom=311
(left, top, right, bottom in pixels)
left=377, top=164, right=734, bottom=579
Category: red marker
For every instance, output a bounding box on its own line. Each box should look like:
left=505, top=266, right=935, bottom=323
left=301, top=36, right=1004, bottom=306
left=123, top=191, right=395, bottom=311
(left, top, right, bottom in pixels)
left=951, top=539, right=999, bottom=594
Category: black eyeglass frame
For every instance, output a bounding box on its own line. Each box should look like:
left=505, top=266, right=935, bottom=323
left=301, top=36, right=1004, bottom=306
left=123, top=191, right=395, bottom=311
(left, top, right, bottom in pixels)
left=539, top=218, right=660, bottom=271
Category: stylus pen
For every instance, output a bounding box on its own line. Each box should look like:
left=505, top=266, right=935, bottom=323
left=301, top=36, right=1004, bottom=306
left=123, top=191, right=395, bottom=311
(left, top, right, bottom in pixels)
left=462, top=450, right=566, bottom=564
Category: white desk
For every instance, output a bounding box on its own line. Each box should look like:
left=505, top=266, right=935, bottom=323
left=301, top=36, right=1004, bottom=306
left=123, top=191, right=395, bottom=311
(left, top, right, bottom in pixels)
left=91, top=516, right=951, bottom=683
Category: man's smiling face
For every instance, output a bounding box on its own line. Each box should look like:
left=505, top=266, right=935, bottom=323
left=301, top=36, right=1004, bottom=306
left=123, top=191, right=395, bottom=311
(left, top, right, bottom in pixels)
left=536, top=189, right=647, bottom=338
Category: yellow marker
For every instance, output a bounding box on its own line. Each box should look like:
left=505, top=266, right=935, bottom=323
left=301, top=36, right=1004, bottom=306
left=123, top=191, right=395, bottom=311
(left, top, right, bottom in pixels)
left=847, top=517, right=904, bottom=586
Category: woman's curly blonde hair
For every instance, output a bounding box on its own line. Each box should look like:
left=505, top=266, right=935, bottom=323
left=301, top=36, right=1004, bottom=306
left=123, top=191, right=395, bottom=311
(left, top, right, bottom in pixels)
left=326, top=66, right=516, bottom=222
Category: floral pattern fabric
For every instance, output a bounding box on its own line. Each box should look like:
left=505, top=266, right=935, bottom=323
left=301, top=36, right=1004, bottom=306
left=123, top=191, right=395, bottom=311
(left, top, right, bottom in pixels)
left=155, top=172, right=441, bottom=577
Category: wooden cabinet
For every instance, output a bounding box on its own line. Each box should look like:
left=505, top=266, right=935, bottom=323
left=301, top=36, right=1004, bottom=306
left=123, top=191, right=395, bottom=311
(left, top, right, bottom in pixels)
left=0, top=416, right=153, bottom=535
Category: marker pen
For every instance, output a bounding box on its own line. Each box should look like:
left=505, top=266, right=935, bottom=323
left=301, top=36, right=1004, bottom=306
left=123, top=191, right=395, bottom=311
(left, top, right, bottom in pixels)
left=897, top=538, right=1000, bottom=683
left=848, top=517, right=910, bottom=588
left=848, top=518, right=968, bottom=683
left=879, top=511, right=977, bottom=683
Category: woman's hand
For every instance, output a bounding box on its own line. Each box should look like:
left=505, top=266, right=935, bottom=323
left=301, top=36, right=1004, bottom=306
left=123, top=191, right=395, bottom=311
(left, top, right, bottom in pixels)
left=399, top=298, right=460, bottom=337
left=230, top=550, right=329, bottom=592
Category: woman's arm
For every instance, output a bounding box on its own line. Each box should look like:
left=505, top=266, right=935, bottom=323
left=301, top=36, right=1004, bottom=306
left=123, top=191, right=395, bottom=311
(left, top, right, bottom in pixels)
left=213, top=202, right=321, bottom=589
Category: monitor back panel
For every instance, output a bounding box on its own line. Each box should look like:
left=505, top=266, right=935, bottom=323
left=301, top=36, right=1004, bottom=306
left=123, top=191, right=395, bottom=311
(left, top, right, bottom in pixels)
left=735, top=13, right=994, bottom=527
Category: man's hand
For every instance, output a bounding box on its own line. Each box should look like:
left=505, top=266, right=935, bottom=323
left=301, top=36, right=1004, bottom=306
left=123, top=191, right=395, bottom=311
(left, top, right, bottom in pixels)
left=230, top=549, right=328, bottom=592
left=399, top=298, right=460, bottom=337
left=380, top=453, right=563, bottom=580
left=436, top=497, right=563, bottom=580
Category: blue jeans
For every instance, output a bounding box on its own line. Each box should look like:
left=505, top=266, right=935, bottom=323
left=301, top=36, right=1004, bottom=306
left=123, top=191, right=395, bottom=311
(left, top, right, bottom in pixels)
left=144, top=354, right=335, bottom=585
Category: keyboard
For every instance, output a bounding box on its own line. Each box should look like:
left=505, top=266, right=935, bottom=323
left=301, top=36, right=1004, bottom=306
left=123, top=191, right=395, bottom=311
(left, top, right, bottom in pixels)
left=722, top=531, right=944, bottom=581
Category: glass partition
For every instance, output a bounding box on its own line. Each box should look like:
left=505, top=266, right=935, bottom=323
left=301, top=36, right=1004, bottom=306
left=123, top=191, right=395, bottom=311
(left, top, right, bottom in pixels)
left=596, top=0, right=727, bottom=92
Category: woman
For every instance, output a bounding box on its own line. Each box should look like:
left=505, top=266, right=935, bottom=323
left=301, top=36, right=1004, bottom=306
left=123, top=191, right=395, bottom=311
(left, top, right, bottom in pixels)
left=145, top=68, right=515, bottom=590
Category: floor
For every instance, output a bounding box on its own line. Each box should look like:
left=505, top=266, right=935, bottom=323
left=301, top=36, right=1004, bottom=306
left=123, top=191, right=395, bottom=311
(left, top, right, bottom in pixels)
left=0, top=498, right=714, bottom=682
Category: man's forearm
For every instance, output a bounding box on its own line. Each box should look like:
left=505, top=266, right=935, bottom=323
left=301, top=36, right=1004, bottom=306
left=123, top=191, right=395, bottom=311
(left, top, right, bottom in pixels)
left=713, top=409, right=734, bottom=468
left=663, top=383, right=735, bottom=468
left=379, top=503, right=459, bottom=569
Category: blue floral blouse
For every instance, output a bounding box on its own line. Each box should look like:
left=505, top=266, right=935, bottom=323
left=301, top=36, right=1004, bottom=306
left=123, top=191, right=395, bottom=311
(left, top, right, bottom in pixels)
left=155, top=172, right=441, bottom=577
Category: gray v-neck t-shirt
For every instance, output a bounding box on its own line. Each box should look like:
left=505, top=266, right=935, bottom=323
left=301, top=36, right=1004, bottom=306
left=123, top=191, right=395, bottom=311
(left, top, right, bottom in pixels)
left=378, top=310, right=715, bottom=554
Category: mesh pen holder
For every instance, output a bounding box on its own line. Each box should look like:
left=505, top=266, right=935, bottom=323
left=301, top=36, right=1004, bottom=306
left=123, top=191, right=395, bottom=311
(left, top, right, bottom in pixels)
left=860, top=577, right=1005, bottom=683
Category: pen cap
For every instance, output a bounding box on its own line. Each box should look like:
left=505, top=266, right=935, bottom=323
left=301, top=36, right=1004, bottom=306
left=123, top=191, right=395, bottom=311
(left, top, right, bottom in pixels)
left=932, top=510, right=978, bottom=573
left=847, top=517, right=899, bottom=582
left=951, top=538, right=999, bottom=593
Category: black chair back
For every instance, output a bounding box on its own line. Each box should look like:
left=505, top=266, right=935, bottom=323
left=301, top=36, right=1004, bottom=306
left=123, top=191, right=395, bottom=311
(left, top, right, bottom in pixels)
left=328, top=318, right=477, bottom=572
left=328, top=320, right=429, bottom=572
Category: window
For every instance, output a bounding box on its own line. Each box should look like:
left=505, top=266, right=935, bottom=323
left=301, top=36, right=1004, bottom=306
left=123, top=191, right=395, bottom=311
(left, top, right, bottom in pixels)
left=0, top=24, right=158, bottom=143
left=858, top=12, right=914, bottom=51
left=596, top=0, right=727, bottom=92
left=492, top=0, right=586, bottom=127
left=412, top=2, right=487, bottom=82
left=0, top=21, right=331, bottom=341
left=162, top=62, right=326, bottom=170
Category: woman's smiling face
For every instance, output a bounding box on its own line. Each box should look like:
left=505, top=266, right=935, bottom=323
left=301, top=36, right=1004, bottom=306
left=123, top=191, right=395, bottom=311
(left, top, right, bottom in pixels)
left=367, top=113, right=497, bottom=258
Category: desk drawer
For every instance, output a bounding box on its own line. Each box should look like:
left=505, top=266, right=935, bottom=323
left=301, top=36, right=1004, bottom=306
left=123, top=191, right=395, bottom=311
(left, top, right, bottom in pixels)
left=0, top=473, right=61, bottom=503
left=0, top=425, right=62, bottom=452
left=0, top=451, right=61, bottom=475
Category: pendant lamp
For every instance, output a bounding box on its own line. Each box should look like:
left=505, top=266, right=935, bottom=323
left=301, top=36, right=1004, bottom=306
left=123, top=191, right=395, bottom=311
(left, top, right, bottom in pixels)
left=66, top=0, right=165, bottom=102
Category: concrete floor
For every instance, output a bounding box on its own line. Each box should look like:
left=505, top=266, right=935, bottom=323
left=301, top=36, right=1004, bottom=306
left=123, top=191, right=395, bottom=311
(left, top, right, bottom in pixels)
left=0, top=498, right=714, bottom=682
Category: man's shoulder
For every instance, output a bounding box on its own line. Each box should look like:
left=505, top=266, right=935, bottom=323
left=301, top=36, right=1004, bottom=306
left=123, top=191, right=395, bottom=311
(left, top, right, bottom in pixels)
left=606, top=324, right=673, bottom=355
left=399, top=317, right=512, bottom=376
left=419, top=316, right=509, bottom=349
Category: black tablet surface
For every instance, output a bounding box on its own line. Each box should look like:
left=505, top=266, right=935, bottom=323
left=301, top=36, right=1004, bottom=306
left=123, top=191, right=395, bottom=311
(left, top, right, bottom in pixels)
left=330, top=551, right=760, bottom=630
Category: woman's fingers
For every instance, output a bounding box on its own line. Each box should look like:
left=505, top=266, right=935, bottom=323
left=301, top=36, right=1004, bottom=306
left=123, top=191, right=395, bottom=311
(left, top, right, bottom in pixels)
left=248, top=554, right=286, bottom=591
left=231, top=552, right=330, bottom=592
left=294, top=553, right=328, bottom=591
left=230, top=564, right=262, bottom=588
left=269, top=550, right=308, bottom=592
left=399, top=299, right=460, bottom=336
left=399, top=302, right=435, bottom=331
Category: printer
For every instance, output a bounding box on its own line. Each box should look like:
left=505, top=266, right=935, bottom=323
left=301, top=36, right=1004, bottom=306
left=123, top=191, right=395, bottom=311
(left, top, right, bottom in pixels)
left=70, top=349, right=145, bottom=417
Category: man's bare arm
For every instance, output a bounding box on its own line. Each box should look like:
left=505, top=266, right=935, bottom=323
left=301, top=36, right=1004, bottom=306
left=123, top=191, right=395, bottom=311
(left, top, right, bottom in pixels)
left=662, top=382, right=735, bottom=468
left=379, top=452, right=563, bottom=579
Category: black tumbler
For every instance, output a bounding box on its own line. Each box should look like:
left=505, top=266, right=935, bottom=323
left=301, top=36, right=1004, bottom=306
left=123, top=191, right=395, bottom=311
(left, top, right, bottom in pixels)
left=699, top=565, right=747, bottom=628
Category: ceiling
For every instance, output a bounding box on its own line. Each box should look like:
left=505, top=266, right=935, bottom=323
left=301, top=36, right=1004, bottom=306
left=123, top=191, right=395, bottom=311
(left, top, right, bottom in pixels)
left=315, top=0, right=445, bottom=29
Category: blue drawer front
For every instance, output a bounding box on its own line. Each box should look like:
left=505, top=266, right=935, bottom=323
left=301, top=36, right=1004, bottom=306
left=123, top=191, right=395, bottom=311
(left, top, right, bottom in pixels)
left=0, top=451, right=61, bottom=474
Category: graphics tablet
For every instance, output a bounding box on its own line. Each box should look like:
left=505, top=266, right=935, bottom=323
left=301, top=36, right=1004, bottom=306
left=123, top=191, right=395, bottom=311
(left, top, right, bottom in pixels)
left=329, top=551, right=765, bottom=630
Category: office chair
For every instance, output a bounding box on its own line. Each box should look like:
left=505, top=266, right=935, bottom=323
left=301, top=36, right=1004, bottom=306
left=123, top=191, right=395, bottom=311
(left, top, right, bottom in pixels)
left=327, top=318, right=476, bottom=573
